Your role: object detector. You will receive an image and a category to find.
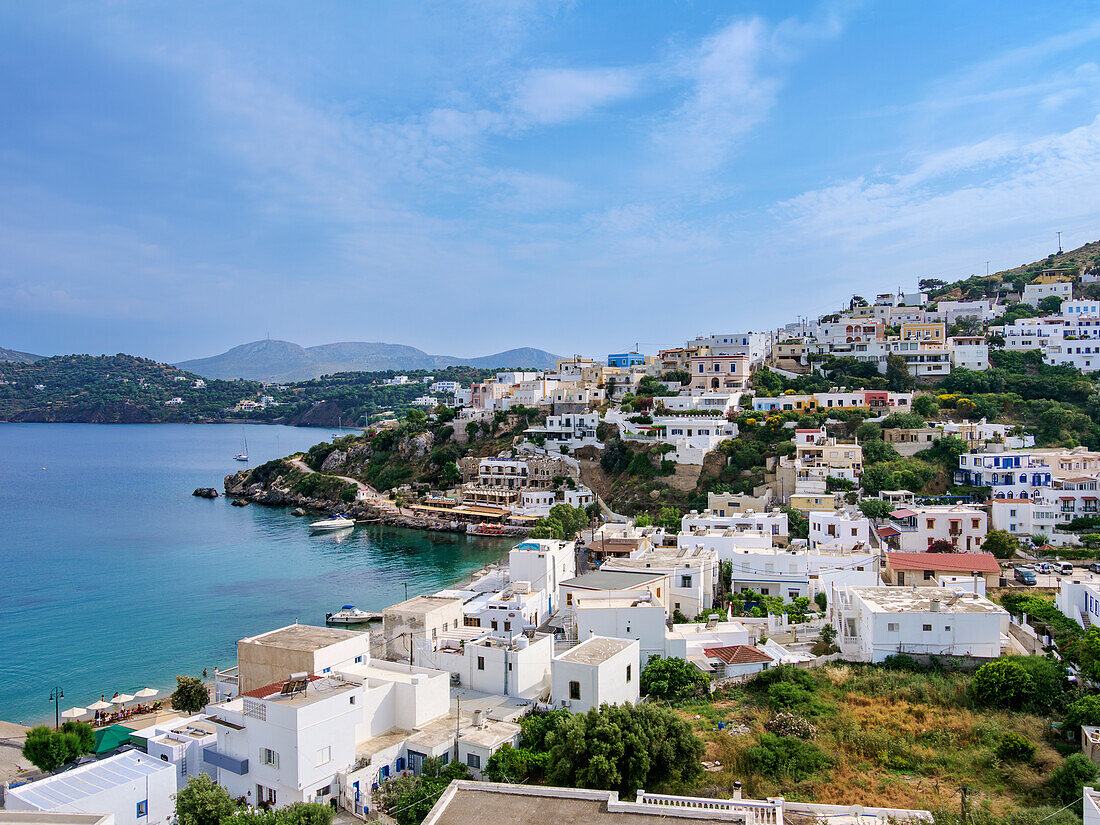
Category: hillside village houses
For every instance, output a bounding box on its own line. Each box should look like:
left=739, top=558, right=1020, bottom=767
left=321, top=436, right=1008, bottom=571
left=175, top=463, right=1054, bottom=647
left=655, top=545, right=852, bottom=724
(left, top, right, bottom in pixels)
left=27, top=274, right=1100, bottom=823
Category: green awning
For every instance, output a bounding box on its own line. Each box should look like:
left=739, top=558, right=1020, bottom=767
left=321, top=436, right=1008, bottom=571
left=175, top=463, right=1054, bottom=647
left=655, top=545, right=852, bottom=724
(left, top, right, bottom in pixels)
left=93, top=724, right=135, bottom=754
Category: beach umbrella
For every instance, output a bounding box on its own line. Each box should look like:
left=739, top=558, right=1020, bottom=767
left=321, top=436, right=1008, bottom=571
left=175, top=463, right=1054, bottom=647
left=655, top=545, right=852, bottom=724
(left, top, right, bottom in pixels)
left=61, top=707, right=88, bottom=719
left=87, top=700, right=111, bottom=711
left=134, top=688, right=158, bottom=699
left=110, top=693, right=135, bottom=706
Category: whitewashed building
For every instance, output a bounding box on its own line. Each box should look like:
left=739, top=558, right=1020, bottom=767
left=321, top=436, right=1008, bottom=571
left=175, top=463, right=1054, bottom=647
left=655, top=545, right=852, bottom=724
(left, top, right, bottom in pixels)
left=828, top=585, right=1007, bottom=663
left=552, top=635, right=640, bottom=712
left=414, top=630, right=553, bottom=698
left=574, top=591, right=668, bottom=664
left=808, top=509, right=871, bottom=552
left=4, top=751, right=176, bottom=825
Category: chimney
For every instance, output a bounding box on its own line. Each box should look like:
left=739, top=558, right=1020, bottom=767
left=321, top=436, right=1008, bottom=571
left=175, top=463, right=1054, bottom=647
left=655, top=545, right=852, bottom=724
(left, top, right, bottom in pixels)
left=930, top=599, right=941, bottom=612
left=589, top=629, right=596, bottom=638
left=733, top=781, right=742, bottom=800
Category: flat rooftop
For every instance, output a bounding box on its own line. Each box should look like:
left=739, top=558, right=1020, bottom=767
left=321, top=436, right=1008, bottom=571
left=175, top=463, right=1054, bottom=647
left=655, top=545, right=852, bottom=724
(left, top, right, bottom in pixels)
left=7, top=751, right=170, bottom=810
left=561, top=570, right=663, bottom=590
left=847, top=587, right=1006, bottom=615
left=574, top=594, right=661, bottom=610
left=423, top=783, right=932, bottom=825
left=240, top=623, right=362, bottom=651
left=385, top=595, right=464, bottom=615
left=556, top=636, right=635, bottom=665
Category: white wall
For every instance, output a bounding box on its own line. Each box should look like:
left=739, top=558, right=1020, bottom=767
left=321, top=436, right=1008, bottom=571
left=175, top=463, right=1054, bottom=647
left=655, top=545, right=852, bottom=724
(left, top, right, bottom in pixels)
left=574, top=601, right=667, bottom=663
left=552, top=639, right=640, bottom=712
left=6, top=753, right=176, bottom=825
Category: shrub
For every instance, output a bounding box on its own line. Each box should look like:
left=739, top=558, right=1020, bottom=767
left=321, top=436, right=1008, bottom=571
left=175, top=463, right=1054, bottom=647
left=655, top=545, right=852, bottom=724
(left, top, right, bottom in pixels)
left=973, top=659, right=1034, bottom=709
left=764, top=712, right=817, bottom=740
left=882, top=654, right=926, bottom=672
left=640, top=656, right=710, bottom=701
left=1048, top=753, right=1098, bottom=803
left=995, top=731, right=1036, bottom=762
left=1062, top=694, right=1100, bottom=736
left=1007, top=655, right=1069, bottom=715
left=742, top=733, right=831, bottom=781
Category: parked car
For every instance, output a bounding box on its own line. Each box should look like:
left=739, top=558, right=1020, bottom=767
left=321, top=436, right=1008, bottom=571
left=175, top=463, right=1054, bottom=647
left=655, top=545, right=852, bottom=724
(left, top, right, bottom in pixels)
left=1014, top=567, right=1037, bottom=585
left=1061, top=563, right=1075, bottom=575
left=1089, top=562, right=1100, bottom=574
left=1037, top=563, right=1053, bottom=574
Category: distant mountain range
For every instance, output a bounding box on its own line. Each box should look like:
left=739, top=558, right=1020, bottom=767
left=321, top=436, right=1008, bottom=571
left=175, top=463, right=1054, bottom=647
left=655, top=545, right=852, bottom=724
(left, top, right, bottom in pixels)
left=0, top=347, right=43, bottom=363
left=174, top=339, right=562, bottom=381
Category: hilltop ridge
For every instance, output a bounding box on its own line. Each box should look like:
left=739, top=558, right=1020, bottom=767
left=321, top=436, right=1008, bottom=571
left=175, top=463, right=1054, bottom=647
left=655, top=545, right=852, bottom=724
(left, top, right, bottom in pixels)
left=174, top=339, right=561, bottom=381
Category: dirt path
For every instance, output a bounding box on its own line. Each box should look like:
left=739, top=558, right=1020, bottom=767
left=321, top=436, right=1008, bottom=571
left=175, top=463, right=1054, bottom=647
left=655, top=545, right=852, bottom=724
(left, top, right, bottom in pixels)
left=288, top=457, right=416, bottom=517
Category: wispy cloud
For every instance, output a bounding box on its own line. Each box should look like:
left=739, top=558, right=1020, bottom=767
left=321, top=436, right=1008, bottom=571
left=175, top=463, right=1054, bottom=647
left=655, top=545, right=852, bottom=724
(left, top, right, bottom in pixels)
left=651, top=5, right=853, bottom=178
left=511, top=67, right=642, bottom=125
left=779, top=115, right=1100, bottom=245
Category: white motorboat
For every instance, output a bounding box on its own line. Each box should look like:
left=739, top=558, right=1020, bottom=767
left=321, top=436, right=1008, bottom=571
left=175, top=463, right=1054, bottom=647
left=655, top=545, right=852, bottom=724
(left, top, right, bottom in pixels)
left=309, top=515, right=355, bottom=533
left=326, top=605, right=377, bottom=624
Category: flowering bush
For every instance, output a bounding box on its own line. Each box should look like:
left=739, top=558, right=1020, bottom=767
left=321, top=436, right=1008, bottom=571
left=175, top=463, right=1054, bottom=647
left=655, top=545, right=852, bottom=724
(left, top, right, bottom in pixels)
left=764, top=712, right=817, bottom=740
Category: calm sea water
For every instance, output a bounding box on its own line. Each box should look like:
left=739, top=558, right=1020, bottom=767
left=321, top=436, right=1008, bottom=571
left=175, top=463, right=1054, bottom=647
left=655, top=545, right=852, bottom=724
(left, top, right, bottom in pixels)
left=0, top=423, right=510, bottom=725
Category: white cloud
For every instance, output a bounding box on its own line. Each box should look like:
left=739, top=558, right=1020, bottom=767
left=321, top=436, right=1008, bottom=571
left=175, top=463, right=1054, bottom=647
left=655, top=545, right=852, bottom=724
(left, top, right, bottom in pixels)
left=652, top=7, right=851, bottom=177
left=779, top=115, right=1100, bottom=246
left=511, top=67, right=641, bottom=125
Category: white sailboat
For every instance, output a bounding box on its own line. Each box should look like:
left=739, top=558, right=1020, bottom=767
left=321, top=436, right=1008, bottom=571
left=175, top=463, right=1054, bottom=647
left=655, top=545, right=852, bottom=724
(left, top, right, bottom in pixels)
left=234, top=427, right=249, bottom=462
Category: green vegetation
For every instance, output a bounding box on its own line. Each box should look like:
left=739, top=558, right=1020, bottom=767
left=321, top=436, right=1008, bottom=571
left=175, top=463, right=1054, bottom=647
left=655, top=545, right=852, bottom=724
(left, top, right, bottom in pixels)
left=0, top=355, right=499, bottom=426
left=21, top=722, right=96, bottom=772
left=0, top=354, right=262, bottom=423
left=527, top=503, right=590, bottom=539
left=175, top=774, right=332, bottom=825
left=640, top=656, right=711, bottom=701
left=670, top=660, right=1093, bottom=818
left=170, top=674, right=210, bottom=715
left=373, top=759, right=470, bottom=825
left=530, top=704, right=704, bottom=793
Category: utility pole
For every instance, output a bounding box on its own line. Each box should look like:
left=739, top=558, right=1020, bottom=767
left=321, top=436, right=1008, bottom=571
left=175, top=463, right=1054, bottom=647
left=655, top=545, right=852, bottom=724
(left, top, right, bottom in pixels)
left=986, top=261, right=990, bottom=277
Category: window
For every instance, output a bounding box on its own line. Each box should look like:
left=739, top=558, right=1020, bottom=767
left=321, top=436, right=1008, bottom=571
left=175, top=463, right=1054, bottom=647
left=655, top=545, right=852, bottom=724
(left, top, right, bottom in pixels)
left=569, top=680, right=581, bottom=700
left=261, top=748, right=279, bottom=768
left=477, top=656, right=485, bottom=670
left=627, top=665, right=632, bottom=682
left=887, top=623, right=899, bottom=632
left=466, top=753, right=481, bottom=769
left=137, top=801, right=148, bottom=818
left=504, top=621, right=511, bottom=632
left=350, top=695, right=356, bottom=705
left=316, top=746, right=331, bottom=766
left=680, top=575, right=692, bottom=588
left=922, top=624, right=932, bottom=632
left=944, top=626, right=951, bottom=632
left=566, top=593, right=573, bottom=606
left=316, top=785, right=330, bottom=797
left=972, top=519, right=981, bottom=529
left=491, top=620, right=498, bottom=630
left=354, top=655, right=363, bottom=663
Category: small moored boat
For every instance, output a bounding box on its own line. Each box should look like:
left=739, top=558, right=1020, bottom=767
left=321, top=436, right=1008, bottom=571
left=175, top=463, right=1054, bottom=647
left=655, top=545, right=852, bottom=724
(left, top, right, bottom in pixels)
left=326, top=605, right=376, bottom=624
left=309, top=515, right=355, bottom=533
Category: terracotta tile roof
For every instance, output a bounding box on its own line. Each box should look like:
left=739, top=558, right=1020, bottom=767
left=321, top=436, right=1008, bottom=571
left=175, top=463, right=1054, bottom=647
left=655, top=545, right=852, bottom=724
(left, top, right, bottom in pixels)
left=703, top=645, right=774, bottom=665
left=240, top=674, right=322, bottom=699
left=886, top=552, right=1000, bottom=574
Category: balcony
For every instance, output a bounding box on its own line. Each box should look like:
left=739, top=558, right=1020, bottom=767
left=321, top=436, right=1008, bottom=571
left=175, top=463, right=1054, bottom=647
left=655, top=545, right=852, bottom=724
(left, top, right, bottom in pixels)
left=203, top=747, right=249, bottom=775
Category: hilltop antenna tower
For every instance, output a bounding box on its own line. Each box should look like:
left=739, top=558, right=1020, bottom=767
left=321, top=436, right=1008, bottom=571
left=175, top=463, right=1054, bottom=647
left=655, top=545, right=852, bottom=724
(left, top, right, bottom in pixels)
left=1057, top=231, right=1063, bottom=254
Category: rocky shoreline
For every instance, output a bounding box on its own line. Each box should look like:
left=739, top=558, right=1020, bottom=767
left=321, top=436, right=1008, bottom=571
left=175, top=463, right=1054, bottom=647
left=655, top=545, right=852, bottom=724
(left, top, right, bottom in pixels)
left=222, top=469, right=503, bottom=536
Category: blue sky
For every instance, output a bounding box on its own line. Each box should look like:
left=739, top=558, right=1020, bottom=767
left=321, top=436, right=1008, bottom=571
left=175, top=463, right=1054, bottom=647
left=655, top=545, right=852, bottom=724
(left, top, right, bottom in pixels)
left=3, top=1, right=1100, bottom=363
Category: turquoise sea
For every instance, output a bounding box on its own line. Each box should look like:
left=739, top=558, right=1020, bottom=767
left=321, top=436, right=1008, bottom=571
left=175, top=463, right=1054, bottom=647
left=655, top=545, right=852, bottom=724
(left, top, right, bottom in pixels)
left=0, top=423, right=511, bottom=725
